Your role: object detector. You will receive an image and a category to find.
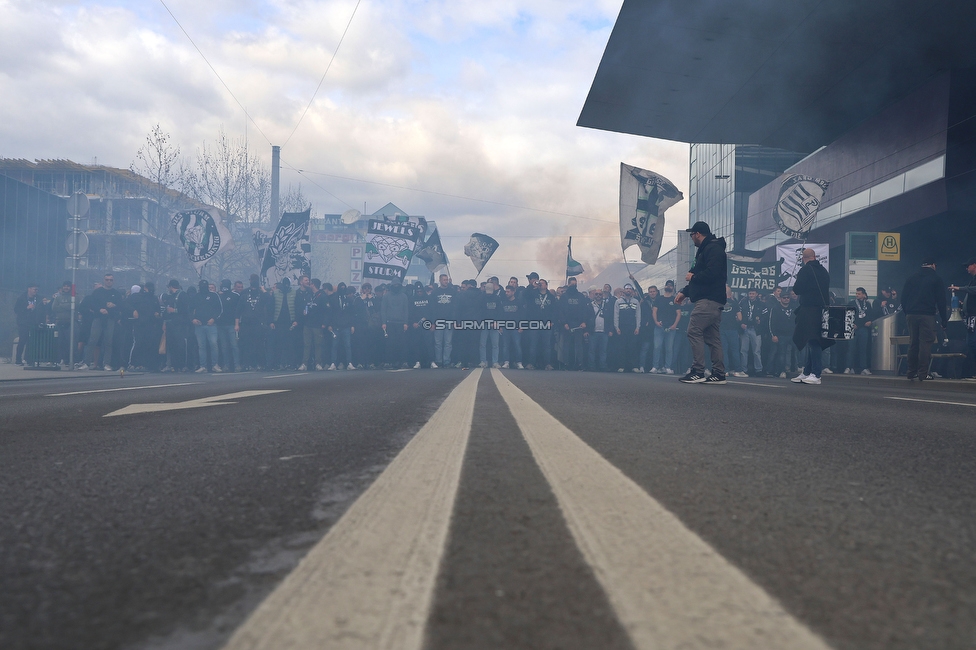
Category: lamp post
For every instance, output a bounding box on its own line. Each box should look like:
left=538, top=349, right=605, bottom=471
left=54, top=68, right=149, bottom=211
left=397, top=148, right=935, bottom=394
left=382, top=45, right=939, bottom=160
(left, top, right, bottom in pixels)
left=66, top=192, right=90, bottom=370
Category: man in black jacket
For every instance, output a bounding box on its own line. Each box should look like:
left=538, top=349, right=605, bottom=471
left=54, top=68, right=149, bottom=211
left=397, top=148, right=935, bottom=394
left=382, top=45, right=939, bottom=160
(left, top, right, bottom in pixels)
left=902, top=257, right=948, bottom=381
left=80, top=274, right=124, bottom=370
left=791, top=248, right=832, bottom=384
left=950, top=257, right=976, bottom=380
left=558, top=277, right=589, bottom=370
left=675, top=222, right=728, bottom=384
left=191, top=280, right=223, bottom=372
left=14, top=282, right=48, bottom=365
left=161, top=280, right=190, bottom=372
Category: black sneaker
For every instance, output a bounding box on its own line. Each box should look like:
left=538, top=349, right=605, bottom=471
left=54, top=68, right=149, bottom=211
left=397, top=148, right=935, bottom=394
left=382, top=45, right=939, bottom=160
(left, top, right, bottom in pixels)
left=679, top=371, right=706, bottom=384
left=704, top=373, right=727, bottom=385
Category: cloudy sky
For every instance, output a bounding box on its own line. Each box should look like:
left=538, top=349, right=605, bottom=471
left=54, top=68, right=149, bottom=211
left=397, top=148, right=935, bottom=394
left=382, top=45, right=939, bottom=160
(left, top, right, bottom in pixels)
left=0, top=0, right=690, bottom=283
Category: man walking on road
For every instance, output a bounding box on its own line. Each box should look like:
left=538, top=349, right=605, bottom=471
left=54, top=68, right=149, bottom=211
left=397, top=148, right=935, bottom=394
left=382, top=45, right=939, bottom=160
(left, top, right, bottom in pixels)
left=902, top=257, right=949, bottom=381
left=791, top=248, right=832, bottom=385
left=675, top=221, right=727, bottom=385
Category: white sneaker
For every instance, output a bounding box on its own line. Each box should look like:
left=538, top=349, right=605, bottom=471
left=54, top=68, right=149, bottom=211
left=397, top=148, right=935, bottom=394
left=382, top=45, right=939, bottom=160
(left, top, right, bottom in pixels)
left=347, top=363, right=356, bottom=370
left=297, top=364, right=307, bottom=371
left=648, top=367, right=657, bottom=374
left=328, top=363, right=336, bottom=370
left=315, top=364, right=324, bottom=371
left=413, top=362, right=421, bottom=369
left=479, top=361, right=487, bottom=368
left=213, top=365, right=223, bottom=373
left=492, top=363, right=501, bottom=369
left=516, top=362, right=524, bottom=369
left=791, top=373, right=808, bottom=383
left=430, top=362, right=438, bottom=369
left=861, top=369, right=871, bottom=375
left=632, top=368, right=641, bottom=373
left=665, top=368, right=674, bottom=375
left=844, top=368, right=853, bottom=374
left=930, top=371, right=942, bottom=378
left=502, top=361, right=510, bottom=369
left=103, top=365, right=112, bottom=371
left=822, top=368, right=833, bottom=374
left=800, top=375, right=822, bottom=385
left=76, top=363, right=90, bottom=370
left=732, top=371, right=748, bottom=378
left=195, top=366, right=207, bottom=373
left=779, top=372, right=787, bottom=378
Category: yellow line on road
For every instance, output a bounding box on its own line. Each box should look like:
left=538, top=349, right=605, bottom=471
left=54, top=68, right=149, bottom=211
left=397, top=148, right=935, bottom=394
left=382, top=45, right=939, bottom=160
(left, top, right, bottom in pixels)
left=222, top=369, right=482, bottom=650
left=491, top=369, right=829, bottom=650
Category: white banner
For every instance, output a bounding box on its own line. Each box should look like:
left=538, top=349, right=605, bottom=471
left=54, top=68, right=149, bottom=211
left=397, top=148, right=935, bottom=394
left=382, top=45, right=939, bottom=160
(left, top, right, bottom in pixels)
left=776, top=243, right=829, bottom=288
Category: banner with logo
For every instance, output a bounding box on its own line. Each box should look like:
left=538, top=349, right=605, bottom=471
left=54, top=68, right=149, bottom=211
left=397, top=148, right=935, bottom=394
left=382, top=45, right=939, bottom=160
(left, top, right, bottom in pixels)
left=463, top=233, right=499, bottom=275
left=252, top=228, right=272, bottom=264
left=773, top=174, right=829, bottom=239
left=260, top=209, right=311, bottom=287
left=363, top=218, right=425, bottom=282
left=619, top=163, right=683, bottom=265
left=415, top=226, right=448, bottom=273
left=775, top=243, right=829, bottom=288
left=172, top=209, right=233, bottom=274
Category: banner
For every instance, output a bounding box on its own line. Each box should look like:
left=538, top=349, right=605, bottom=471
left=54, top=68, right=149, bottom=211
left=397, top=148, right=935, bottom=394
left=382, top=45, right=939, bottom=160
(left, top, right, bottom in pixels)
left=252, top=228, right=272, bottom=264
left=172, top=209, right=233, bottom=274
left=566, top=237, right=584, bottom=277
left=261, top=209, right=311, bottom=288
left=463, top=233, right=499, bottom=274
left=415, top=227, right=448, bottom=273
left=363, top=218, right=425, bottom=282
left=773, top=174, right=829, bottom=239
left=619, top=163, right=683, bottom=265
left=775, top=243, right=829, bottom=288
left=728, top=258, right=785, bottom=292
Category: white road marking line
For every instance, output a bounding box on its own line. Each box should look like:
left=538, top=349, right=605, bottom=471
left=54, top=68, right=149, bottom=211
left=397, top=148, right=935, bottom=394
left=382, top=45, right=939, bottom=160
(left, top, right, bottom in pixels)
left=728, top=380, right=786, bottom=389
left=103, top=390, right=289, bottom=417
left=265, top=373, right=308, bottom=379
left=46, top=382, right=199, bottom=397
left=278, top=454, right=316, bottom=461
left=222, top=369, right=482, bottom=650
left=491, top=369, right=830, bottom=650
left=885, top=396, right=976, bottom=408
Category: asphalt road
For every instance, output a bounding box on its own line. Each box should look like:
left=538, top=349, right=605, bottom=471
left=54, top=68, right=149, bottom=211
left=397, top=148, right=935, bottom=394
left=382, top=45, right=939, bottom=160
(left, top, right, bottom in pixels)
left=1, top=369, right=975, bottom=649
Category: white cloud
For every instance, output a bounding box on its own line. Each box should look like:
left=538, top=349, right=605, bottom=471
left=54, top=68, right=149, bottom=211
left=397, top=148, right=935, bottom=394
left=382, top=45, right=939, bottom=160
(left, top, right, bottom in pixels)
left=0, top=0, right=690, bottom=284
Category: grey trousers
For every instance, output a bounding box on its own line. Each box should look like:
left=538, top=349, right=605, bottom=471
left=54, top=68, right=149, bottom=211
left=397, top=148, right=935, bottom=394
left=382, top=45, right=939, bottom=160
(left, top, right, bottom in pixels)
left=687, top=299, right=725, bottom=375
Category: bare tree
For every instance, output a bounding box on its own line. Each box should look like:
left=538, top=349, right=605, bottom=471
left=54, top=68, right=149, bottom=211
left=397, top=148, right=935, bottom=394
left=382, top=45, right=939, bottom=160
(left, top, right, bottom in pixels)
left=281, top=183, right=313, bottom=214
left=129, top=123, right=195, bottom=287
left=187, top=127, right=273, bottom=282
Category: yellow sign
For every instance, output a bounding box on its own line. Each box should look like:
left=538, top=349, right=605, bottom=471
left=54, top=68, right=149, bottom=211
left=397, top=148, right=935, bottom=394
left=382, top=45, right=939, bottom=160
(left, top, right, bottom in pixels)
left=878, top=232, right=900, bottom=261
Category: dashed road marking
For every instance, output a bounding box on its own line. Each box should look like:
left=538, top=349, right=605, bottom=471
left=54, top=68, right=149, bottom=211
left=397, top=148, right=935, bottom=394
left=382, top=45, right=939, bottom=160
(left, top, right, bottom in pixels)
left=46, top=382, right=199, bottom=397
left=728, top=380, right=786, bottom=389
left=222, top=369, right=482, bottom=650
left=265, top=373, right=308, bottom=379
left=886, top=396, right=976, bottom=408
left=491, top=369, right=830, bottom=650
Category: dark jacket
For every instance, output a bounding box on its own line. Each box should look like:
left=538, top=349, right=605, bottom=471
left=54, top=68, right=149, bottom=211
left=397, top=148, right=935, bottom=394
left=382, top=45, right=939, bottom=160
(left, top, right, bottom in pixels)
left=527, top=289, right=557, bottom=325
left=15, top=292, right=47, bottom=327
left=679, top=234, right=727, bottom=304
left=191, top=289, right=223, bottom=324
left=768, top=302, right=795, bottom=338
left=161, top=290, right=190, bottom=325
left=429, top=285, right=459, bottom=321
left=558, top=286, right=589, bottom=329
left=239, top=287, right=269, bottom=326
left=791, top=260, right=833, bottom=349
left=482, top=290, right=504, bottom=322
left=901, top=266, right=948, bottom=323
left=410, top=292, right=430, bottom=326
left=381, top=287, right=410, bottom=324
left=217, top=291, right=241, bottom=327
left=87, top=286, right=125, bottom=321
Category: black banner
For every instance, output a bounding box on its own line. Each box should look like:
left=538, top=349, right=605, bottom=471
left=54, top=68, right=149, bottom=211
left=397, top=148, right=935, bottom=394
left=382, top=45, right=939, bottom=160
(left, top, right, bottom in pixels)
left=728, top=259, right=785, bottom=292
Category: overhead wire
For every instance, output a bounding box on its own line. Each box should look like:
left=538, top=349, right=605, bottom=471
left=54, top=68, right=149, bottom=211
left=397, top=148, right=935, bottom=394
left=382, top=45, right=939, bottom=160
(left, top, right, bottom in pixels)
left=157, top=0, right=274, bottom=147
left=281, top=0, right=363, bottom=148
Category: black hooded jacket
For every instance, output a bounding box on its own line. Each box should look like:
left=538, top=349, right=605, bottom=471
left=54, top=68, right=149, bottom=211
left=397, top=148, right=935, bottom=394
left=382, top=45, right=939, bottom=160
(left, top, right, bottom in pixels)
left=678, top=234, right=727, bottom=304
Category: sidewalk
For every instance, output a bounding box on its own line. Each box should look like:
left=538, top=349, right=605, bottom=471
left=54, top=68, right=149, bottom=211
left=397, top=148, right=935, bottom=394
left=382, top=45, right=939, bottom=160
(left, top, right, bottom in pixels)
left=0, top=361, right=141, bottom=382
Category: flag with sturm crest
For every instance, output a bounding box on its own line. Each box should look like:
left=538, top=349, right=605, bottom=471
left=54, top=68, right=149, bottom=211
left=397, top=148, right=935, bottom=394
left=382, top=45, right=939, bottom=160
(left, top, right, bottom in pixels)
left=463, top=233, right=499, bottom=275
left=619, top=163, right=683, bottom=265
left=260, top=209, right=311, bottom=288
left=173, top=208, right=233, bottom=274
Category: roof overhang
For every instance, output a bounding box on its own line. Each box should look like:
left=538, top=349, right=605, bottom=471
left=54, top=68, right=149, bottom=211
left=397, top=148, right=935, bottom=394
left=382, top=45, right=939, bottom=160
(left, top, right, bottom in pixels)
left=579, top=0, right=976, bottom=152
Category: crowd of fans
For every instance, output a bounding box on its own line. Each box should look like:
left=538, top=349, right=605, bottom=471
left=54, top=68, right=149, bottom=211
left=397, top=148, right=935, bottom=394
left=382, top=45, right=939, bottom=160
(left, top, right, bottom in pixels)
left=10, top=269, right=931, bottom=377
